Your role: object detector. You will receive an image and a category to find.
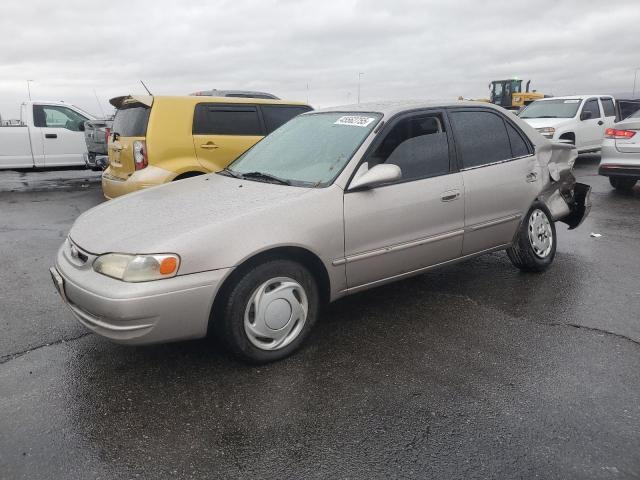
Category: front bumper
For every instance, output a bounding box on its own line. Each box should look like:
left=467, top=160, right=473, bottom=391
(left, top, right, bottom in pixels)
left=102, top=165, right=177, bottom=199
left=51, top=239, right=231, bottom=345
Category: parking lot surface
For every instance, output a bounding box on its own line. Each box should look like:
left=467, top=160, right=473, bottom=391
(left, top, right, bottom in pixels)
left=1, top=157, right=639, bottom=479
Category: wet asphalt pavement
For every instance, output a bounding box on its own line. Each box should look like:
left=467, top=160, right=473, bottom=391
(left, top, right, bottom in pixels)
left=1, top=158, right=639, bottom=479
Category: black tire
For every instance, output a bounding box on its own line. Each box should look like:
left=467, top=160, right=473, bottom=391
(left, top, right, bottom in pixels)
left=507, top=202, right=557, bottom=272
left=609, top=176, right=637, bottom=191
left=215, top=259, right=319, bottom=364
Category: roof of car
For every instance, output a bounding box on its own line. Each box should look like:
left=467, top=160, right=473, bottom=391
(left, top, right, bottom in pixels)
left=110, top=95, right=309, bottom=109
left=314, top=99, right=503, bottom=117
left=535, top=94, right=614, bottom=101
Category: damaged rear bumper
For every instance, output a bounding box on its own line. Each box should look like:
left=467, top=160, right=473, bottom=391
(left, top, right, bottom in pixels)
left=560, top=182, right=591, bottom=230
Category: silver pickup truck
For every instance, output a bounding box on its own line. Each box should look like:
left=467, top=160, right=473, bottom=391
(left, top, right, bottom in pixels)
left=84, top=116, right=113, bottom=170
left=0, top=101, right=94, bottom=169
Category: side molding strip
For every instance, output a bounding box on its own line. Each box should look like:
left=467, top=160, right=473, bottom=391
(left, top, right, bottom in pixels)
left=332, top=229, right=464, bottom=266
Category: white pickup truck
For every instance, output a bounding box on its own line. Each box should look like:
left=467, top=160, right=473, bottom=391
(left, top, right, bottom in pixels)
left=0, top=101, right=95, bottom=169
left=519, top=95, right=616, bottom=153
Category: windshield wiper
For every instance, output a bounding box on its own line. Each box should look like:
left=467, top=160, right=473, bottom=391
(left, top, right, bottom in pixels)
left=532, top=115, right=559, bottom=118
left=218, top=167, right=243, bottom=179
left=240, top=171, right=291, bottom=185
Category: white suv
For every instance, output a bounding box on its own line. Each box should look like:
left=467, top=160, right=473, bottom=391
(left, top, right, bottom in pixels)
left=519, top=95, right=616, bottom=153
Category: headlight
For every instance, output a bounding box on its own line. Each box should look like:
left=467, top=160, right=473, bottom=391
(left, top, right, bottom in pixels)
left=536, top=127, right=556, bottom=138
left=93, top=253, right=180, bottom=282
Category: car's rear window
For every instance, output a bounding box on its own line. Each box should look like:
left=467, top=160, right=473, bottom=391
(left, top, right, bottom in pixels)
left=112, top=105, right=150, bottom=137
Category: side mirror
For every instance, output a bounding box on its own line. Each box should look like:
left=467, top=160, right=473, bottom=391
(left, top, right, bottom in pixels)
left=580, top=110, right=592, bottom=121
left=78, top=121, right=86, bottom=132
left=349, top=164, right=401, bottom=191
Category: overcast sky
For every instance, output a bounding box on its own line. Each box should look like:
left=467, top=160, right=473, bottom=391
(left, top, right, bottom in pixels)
left=1, top=0, right=639, bottom=118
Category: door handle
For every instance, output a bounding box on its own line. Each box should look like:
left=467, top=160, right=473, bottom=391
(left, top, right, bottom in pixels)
left=526, top=172, right=538, bottom=182
left=440, top=190, right=460, bottom=202
left=597, top=120, right=604, bottom=126
left=200, top=142, right=219, bottom=149
left=45, top=133, right=57, bottom=139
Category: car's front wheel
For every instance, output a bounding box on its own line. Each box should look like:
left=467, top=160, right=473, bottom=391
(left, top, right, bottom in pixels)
left=507, top=203, right=556, bottom=272
left=215, top=259, right=319, bottom=364
left=609, top=176, right=637, bottom=191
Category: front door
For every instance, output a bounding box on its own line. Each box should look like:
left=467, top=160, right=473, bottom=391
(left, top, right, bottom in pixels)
left=343, top=111, right=464, bottom=289
left=192, top=104, right=264, bottom=172
left=448, top=108, right=540, bottom=254
left=33, top=104, right=88, bottom=167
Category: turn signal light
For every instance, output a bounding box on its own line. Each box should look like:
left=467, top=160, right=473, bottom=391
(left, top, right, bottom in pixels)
left=605, top=128, right=636, bottom=139
left=159, top=257, right=178, bottom=275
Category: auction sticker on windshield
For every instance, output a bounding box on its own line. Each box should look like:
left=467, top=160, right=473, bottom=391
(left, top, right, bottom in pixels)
left=334, top=116, right=377, bottom=127
left=564, top=100, right=580, bottom=103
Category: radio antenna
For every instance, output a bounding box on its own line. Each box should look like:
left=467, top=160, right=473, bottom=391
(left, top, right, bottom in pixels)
left=93, top=89, right=105, bottom=116
left=140, top=80, right=152, bottom=95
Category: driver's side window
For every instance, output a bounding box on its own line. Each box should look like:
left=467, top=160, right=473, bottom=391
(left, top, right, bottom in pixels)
left=367, top=113, right=451, bottom=182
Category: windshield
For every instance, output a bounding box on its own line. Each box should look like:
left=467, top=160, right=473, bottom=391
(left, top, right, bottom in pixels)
left=520, top=99, right=582, bottom=119
left=227, top=112, right=382, bottom=187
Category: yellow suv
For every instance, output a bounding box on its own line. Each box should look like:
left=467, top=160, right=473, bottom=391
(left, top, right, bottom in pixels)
left=102, top=95, right=312, bottom=199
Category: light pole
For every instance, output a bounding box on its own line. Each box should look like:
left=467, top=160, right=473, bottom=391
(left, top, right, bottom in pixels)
left=357, top=72, right=364, bottom=104
left=27, top=80, right=34, bottom=100
left=633, top=68, right=640, bottom=98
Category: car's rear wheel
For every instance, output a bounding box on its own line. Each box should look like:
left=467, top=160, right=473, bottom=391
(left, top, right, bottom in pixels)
left=507, top=202, right=556, bottom=272
left=215, top=259, right=319, bottom=364
left=609, top=176, right=637, bottom=191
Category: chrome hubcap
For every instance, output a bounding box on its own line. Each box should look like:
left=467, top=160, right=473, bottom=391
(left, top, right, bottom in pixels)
left=528, top=209, right=553, bottom=258
left=244, top=277, right=308, bottom=351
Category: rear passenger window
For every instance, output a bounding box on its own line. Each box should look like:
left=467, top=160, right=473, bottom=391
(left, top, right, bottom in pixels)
left=262, top=106, right=312, bottom=133
left=367, top=114, right=450, bottom=181
left=505, top=122, right=532, bottom=158
left=193, top=105, right=263, bottom=135
left=582, top=99, right=601, bottom=119
left=449, top=110, right=511, bottom=168
left=601, top=98, right=615, bottom=117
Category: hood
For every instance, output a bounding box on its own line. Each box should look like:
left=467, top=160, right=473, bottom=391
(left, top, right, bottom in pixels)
left=70, top=174, right=312, bottom=255
left=521, top=117, right=574, bottom=130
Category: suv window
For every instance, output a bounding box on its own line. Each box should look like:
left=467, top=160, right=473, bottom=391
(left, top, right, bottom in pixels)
left=33, top=105, right=88, bottom=131
left=193, top=104, right=263, bottom=135
left=367, top=113, right=450, bottom=181
left=582, top=98, right=601, bottom=119
left=449, top=110, right=512, bottom=168
left=261, top=105, right=312, bottom=134
left=601, top=98, right=615, bottom=117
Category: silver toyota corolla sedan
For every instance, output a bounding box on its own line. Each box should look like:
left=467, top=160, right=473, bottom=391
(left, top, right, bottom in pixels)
left=51, top=101, right=591, bottom=363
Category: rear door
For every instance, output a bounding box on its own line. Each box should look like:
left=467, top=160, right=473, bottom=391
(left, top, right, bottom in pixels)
left=448, top=108, right=539, bottom=255
left=192, top=104, right=264, bottom=172
left=33, top=104, right=88, bottom=167
left=600, top=97, right=616, bottom=130
left=108, top=103, right=151, bottom=180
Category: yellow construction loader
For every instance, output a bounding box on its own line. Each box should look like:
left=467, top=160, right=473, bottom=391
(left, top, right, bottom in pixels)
left=488, top=78, right=545, bottom=110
